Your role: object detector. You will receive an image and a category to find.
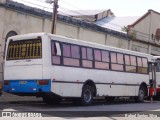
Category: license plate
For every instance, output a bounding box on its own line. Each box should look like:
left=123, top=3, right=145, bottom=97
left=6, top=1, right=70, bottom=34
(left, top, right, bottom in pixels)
left=19, top=81, right=27, bottom=84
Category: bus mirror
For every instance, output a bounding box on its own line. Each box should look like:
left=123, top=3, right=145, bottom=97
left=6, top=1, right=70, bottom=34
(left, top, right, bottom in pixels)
left=55, top=42, right=61, bottom=56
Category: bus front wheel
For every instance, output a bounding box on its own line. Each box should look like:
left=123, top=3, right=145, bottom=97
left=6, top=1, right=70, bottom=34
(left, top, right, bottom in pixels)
left=135, top=87, right=145, bottom=103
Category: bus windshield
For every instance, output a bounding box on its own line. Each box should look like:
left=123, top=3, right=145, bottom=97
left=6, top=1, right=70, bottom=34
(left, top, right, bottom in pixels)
left=6, top=39, right=42, bottom=60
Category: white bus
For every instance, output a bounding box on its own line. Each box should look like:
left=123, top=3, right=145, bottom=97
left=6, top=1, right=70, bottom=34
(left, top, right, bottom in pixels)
left=3, top=33, right=158, bottom=105
left=150, top=57, right=160, bottom=100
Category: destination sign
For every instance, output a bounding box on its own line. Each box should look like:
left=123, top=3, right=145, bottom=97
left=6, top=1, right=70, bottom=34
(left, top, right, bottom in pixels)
left=6, top=39, right=42, bottom=60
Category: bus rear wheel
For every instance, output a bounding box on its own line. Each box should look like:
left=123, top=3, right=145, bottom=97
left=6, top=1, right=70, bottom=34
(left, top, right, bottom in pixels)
left=74, top=85, right=93, bottom=106
left=135, top=87, right=145, bottom=103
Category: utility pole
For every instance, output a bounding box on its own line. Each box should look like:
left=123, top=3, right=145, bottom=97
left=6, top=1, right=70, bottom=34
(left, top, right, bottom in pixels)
left=52, top=0, right=58, bottom=34
left=46, top=0, right=59, bottom=34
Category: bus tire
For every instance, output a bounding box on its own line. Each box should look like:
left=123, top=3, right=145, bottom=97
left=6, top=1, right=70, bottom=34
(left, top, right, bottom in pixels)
left=75, top=85, right=93, bottom=106
left=135, top=87, right=145, bottom=103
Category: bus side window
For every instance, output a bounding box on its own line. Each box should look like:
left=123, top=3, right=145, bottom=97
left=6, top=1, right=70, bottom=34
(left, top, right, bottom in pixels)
left=55, top=42, right=61, bottom=56
left=52, top=42, right=61, bottom=56
left=51, top=41, right=61, bottom=65
left=137, top=57, right=148, bottom=74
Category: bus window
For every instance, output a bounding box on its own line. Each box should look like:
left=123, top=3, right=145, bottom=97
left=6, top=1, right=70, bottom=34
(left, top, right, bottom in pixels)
left=137, top=57, right=148, bottom=74
left=137, top=57, right=142, bottom=67
left=125, top=55, right=136, bottom=73
left=102, top=51, right=109, bottom=62
left=130, top=56, right=136, bottom=66
left=63, top=43, right=80, bottom=67
left=94, top=49, right=101, bottom=61
left=82, top=47, right=93, bottom=68
left=111, top=52, right=124, bottom=71
left=117, top=53, right=124, bottom=64
left=94, top=49, right=109, bottom=70
left=6, top=39, right=42, bottom=60
left=125, top=55, right=130, bottom=65
left=111, top=52, right=117, bottom=63
left=56, top=42, right=61, bottom=56
left=51, top=41, right=61, bottom=65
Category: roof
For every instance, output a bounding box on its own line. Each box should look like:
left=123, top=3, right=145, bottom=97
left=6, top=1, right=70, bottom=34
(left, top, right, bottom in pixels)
left=95, top=16, right=140, bottom=33
left=128, top=9, right=160, bottom=27
left=59, top=9, right=109, bottom=16
left=59, top=9, right=115, bottom=22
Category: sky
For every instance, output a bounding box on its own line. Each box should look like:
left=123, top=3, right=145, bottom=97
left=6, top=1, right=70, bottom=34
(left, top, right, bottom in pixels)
left=13, top=0, right=160, bottom=17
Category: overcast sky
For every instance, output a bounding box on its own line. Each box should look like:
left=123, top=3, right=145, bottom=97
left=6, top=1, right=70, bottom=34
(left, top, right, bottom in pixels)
left=14, top=0, right=160, bottom=16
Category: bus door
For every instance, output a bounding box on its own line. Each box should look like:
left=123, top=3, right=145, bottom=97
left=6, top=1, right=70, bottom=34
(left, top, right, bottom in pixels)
left=149, top=62, right=157, bottom=96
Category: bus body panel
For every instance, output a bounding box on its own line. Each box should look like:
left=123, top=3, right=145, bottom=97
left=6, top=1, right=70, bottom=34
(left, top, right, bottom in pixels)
left=50, top=66, right=149, bottom=97
left=4, top=65, right=43, bottom=80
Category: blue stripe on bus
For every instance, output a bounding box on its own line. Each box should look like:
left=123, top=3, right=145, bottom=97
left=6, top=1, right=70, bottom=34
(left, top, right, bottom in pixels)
left=3, top=80, right=51, bottom=93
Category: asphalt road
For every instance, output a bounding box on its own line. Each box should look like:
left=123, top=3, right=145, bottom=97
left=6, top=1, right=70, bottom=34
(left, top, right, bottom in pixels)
left=0, top=92, right=160, bottom=120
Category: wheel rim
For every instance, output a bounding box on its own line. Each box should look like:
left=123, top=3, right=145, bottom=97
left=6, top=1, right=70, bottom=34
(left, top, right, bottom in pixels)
left=84, top=89, right=92, bottom=103
left=139, top=89, right=144, bottom=101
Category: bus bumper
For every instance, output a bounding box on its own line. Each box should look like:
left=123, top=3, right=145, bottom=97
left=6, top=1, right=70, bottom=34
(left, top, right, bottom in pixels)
left=3, top=80, right=51, bottom=94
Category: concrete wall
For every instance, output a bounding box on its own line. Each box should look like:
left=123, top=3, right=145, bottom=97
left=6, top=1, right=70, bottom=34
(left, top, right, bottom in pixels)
left=0, top=5, right=128, bottom=51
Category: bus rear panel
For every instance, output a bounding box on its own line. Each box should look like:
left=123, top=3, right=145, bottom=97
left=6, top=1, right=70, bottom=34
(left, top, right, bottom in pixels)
left=4, top=35, right=51, bottom=95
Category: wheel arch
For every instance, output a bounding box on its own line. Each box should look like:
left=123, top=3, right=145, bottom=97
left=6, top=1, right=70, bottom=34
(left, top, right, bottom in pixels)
left=82, top=79, right=97, bottom=97
left=140, top=82, right=148, bottom=97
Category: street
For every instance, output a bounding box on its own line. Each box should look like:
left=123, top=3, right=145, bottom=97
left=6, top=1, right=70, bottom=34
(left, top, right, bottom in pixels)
left=0, top=92, right=160, bottom=120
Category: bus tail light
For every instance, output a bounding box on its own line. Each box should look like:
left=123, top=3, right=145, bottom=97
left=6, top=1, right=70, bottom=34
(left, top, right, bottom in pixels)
left=38, top=80, right=49, bottom=85
left=4, top=81, right=10, bottom=85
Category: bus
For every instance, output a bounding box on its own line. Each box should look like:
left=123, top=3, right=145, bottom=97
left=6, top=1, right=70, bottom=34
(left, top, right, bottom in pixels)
left=3, top=33, right=159, bottom=105
left=150, top=57, right=160, bottom=100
